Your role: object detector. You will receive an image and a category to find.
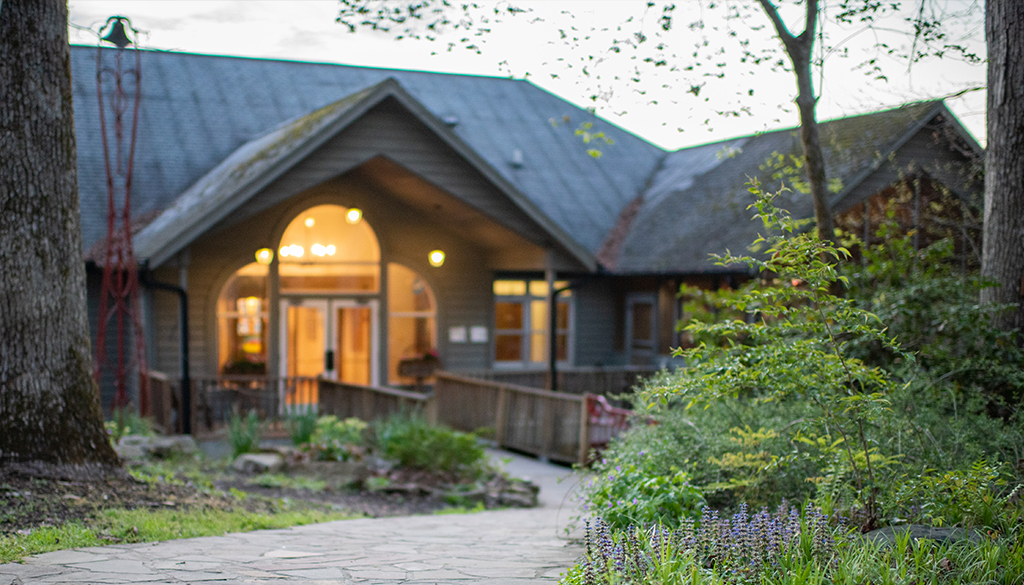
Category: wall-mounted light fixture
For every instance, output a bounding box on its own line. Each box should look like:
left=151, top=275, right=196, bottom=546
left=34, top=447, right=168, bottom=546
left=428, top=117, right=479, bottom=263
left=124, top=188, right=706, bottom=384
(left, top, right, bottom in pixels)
left=428, top=250, right=445, bottom=267
left=255, top=248, right=274, bottom=265
left=346, top=208, right=363, bottom=224
left=279, top=244, right=304, bottom=258
left=304, top=217, right=315, bottom=227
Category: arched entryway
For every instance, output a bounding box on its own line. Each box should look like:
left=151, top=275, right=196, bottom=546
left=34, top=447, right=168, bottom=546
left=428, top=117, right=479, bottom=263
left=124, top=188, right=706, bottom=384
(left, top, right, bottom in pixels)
left=277, top=204, right=381, bottom=385
left=217, top=203, right=438, bottom=390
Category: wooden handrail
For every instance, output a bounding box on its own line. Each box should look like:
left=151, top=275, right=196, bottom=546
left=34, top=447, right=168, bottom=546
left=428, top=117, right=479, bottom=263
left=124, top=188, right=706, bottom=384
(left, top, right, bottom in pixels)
left=319, top=380, right=430, bottom=402
left=435, top=372, right=583, bottom=402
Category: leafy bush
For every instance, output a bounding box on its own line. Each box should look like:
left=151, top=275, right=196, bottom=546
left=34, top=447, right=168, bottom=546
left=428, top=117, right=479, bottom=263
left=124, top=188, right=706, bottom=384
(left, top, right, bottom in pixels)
left=285, top=408, right=319, bottom=447
left=307, top=415, right=367, bottom=461
left=886, top=460, right=1024, bottom=531
left=227, top=410, right=261, bottom=458
left=843, top=217, right=1024, bottom=407
left=598, top=187, right=1021, bottom=531
left=582, top=459, right=704, bottom=531
left=374, top=414, right=484, bottom=475
left=600, top=390, right=823, bottom=510
left=641, top=187, right=903, bottom=527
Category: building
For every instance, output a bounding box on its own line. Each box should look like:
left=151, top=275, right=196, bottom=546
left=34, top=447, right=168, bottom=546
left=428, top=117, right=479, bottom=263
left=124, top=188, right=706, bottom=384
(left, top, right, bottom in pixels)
left=70, top=47, right=983, bottom=411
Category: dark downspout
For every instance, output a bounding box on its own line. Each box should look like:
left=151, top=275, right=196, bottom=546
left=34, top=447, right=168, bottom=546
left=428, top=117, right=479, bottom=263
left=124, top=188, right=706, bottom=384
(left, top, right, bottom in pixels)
left=547, top=281, right=577, bottom=393
left=140, top=271, right=191, bottom=435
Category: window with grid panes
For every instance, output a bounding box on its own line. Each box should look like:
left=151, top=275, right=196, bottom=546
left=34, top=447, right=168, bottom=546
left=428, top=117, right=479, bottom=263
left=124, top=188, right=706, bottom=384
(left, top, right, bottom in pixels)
left=493, top=280, right=571, bottom=366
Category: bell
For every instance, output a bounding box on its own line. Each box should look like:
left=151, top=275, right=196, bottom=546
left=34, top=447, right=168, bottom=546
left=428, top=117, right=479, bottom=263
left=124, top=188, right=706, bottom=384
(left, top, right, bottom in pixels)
left=101, top=18, right=132, bottom=49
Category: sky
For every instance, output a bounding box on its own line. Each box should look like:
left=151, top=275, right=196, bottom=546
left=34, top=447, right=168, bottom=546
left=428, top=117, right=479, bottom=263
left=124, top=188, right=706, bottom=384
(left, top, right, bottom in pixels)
left=67, top=0, right=986, bottom=150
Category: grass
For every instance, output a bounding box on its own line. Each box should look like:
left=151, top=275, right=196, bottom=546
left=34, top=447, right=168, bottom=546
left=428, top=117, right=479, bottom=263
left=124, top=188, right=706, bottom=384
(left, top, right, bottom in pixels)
left=246, top=473, right=327, bottom=491
left=0, top=506, right=354, bottom=564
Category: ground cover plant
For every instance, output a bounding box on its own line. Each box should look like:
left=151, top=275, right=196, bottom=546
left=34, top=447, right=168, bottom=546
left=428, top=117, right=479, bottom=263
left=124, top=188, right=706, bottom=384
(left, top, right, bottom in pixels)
left=560, top=504, right=1024, bottom=585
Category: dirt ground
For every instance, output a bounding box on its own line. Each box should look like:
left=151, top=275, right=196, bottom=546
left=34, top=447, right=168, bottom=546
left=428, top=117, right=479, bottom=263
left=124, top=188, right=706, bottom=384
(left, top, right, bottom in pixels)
left=0, top=465, right=449, bottom=538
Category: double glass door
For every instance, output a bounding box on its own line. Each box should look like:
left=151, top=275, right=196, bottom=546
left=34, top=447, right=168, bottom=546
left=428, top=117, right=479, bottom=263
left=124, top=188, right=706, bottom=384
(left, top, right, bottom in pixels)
left=280, top=298, right=378, bottom=385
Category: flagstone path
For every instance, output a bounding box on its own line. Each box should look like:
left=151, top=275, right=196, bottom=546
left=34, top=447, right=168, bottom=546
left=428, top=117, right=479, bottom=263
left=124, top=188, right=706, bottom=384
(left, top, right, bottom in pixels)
left=0, top=451, right=584, bottom=585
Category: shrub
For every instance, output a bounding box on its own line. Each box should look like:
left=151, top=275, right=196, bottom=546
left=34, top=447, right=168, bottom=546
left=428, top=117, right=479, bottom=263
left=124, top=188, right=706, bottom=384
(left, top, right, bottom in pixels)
left=307, top=415, right=367, bottom=461
left=373, top=414, right=484, bottom=476
left=595, top=388, right=822, bottom=511
left=227, top=410, right=261, bottom=458
left=582, top=459, right=704, bottom=531
left=642, top=186, right=903, bottom=527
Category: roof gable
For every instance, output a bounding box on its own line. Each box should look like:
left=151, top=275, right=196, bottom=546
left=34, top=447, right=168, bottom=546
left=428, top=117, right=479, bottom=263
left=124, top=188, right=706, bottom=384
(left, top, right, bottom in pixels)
left=134, top=78, right=597, bottom=269
left=613, top=101, right=981, bottom=274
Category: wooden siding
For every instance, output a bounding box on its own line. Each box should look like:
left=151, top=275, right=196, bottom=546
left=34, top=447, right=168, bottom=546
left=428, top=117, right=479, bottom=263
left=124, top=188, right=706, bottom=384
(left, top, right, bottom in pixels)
left=571, top=278, right=620, bottom=367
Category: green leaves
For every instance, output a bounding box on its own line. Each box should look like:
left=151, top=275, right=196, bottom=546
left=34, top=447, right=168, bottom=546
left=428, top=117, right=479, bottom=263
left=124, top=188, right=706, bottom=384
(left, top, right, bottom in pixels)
left=650, top=185, right=906, bottom=522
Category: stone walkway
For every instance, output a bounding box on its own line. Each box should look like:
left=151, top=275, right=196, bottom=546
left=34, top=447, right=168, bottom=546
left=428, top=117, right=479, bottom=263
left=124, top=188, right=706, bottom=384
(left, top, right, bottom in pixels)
left=0, top=451, right=584, bottom=585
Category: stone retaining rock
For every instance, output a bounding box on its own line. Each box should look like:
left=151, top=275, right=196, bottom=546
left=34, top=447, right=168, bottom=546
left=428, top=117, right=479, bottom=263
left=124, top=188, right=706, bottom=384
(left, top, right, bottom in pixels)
left=232, top=453, right=285, bottom=474
left=114, top=434, right=198, bottom=461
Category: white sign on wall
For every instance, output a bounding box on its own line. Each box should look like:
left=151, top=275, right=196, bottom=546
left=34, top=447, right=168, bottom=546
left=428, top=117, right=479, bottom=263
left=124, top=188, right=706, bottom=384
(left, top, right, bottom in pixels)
left=448, top=326, right=467, bottom=343
left=469, top=326, right=488, bottom=343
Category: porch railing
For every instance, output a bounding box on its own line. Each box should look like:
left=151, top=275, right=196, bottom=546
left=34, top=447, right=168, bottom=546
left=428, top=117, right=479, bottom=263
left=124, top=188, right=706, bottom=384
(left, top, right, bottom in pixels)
left=454, top=365, right=658, bottom=405
left=318, top=379, right=431, bottom=421
left=189, top=376, right=318, bottom=437
left=434, top=372, right=593, bottom=464
left=153, top=366, right=647, bottom=460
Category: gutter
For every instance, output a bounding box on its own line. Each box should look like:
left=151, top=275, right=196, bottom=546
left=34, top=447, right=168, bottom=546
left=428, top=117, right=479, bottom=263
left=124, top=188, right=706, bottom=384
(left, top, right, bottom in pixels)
left=139, top=270, right=192, bottom=435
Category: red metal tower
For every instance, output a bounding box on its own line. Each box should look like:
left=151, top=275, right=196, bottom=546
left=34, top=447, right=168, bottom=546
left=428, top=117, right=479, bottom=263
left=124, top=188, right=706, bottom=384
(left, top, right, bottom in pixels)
left=93, top=16, right=149, bottom=415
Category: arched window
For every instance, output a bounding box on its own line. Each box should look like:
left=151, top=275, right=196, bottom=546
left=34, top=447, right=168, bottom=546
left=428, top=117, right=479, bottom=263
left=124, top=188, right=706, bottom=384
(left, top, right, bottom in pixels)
left=217, top=262, right=269, bottom=374
left=388, top=263, right=436, bottom=385
left=278, top=204, right=380, bottom=293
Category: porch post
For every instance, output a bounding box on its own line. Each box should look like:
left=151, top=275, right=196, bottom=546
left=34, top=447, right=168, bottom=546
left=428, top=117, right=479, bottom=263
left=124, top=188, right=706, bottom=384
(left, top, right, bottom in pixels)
left=268, top=254, right=280, bottom=378
left=545, top=249, right=557, bottom=391
left=177, top=250, right=192, bottom=435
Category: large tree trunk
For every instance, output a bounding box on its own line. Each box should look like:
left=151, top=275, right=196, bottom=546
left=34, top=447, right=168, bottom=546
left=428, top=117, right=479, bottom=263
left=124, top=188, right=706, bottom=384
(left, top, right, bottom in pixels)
left=0, top=0, right=120, bottom=468
left=981, top=1, right=1024, bottom=336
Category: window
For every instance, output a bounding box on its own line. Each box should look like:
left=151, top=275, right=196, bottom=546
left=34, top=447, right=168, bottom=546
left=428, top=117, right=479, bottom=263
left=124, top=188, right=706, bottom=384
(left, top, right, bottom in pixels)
left=278, top=204, right=380, bottom=293
left=388, top=263, right=437, bottom=384
left=493, top=279, right=571, bottom=367
left=217, top=262, right=269, bottom=374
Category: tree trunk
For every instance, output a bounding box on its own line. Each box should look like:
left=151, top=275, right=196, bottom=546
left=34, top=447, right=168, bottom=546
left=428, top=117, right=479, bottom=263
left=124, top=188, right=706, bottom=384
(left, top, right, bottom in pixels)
left=757, top=0, right=835, bottom=244
left=981, top=1, right=1024, bottom=336
left=0, top=0, right=120, bottom=468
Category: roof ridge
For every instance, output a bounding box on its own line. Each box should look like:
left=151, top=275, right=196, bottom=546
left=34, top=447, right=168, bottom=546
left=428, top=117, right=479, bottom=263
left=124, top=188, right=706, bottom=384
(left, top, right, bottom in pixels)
left=72, top=44, right=530, bottom=83
left=671, top=100, right=945, bottom=154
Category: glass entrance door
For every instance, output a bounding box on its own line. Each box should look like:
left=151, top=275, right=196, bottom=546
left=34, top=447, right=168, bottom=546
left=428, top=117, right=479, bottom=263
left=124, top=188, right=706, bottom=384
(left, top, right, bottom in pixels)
left=280, top=299, right=378, bottom=385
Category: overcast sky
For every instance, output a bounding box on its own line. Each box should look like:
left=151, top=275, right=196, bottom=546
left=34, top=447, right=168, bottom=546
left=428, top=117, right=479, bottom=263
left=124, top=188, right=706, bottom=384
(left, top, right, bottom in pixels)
left=68, top=0, right=986, bottom=150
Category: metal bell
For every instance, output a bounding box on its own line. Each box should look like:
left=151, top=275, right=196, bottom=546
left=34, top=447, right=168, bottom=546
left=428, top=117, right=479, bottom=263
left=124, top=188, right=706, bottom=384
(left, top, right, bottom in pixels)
left=101, top=18, right=132, bottom=49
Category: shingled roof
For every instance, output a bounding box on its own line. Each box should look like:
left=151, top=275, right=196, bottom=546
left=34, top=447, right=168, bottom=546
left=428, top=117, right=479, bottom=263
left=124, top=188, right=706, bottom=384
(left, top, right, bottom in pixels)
left=71, top=47, right=980, bottom=277
left=71, top=47, right=664, bottom=259
left=611, top=101, right=982, bottom=274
